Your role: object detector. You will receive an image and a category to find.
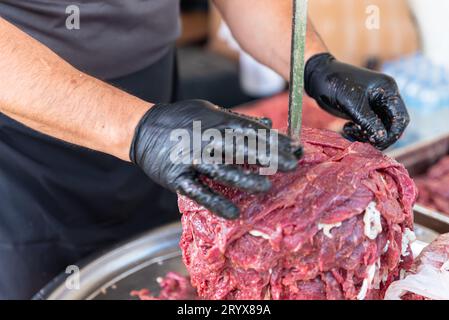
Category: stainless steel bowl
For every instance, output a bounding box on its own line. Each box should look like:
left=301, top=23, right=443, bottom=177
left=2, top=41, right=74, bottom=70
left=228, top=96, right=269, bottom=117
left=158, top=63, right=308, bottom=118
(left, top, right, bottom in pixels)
left=34, top=222, right=186, bottom=300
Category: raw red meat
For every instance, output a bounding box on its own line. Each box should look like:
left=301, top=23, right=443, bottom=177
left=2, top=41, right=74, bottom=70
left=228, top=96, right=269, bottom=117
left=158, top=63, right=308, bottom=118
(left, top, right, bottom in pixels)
left=131, top=272, right=197, bottom=300
left=412, top=234, right=449, bottom=273
left=385, top=233, right=449, bottom=300
left=178, top=128, right=417, bottom=300
left=415, top=156, right=449, bottom=216
left=234, top=92, right=345, bottom=131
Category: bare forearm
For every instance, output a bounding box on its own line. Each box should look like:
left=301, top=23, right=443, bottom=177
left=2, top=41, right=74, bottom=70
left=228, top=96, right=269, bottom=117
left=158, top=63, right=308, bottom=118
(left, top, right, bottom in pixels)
left=214, top=0, right=327, bottom=79
left=0, top=18, right=151, bottom=161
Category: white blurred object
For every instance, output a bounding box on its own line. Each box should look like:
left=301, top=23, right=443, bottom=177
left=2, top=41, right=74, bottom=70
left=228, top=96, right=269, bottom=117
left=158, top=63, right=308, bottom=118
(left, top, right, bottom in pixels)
left=385, top=263, right=449, bottom=300
left=385, top=235, right=449, bottom=300
left=411, top=240, right=427, bottom=258
left=218, top=23, right=286, bottom=97
left=408, top=0, right=449, bottom=71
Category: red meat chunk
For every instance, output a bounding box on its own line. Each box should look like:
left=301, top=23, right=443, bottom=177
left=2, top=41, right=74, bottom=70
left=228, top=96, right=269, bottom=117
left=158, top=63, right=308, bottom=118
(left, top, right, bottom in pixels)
left=178, top=128, right=417, bottom=300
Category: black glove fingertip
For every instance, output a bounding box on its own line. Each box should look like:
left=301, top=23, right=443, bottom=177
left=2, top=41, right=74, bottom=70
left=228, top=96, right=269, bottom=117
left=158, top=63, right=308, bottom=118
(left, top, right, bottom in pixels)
left=343, top=122, right=390, bottom=150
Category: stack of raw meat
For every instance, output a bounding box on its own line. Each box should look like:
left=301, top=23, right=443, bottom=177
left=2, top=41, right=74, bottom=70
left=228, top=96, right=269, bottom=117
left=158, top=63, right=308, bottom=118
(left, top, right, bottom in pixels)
left=415, top=156, right=449, bottom=216
left=178, top=128, right=417, bottom=300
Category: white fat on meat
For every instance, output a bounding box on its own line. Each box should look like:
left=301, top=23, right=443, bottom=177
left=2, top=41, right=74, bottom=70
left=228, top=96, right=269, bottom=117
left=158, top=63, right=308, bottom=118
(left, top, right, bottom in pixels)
left=442, top=260, right=449, bottom=272
left=401, top=228, right=416, bottom=257
left=357, top=261, right=378, bottom=300
left=249, top=230, right=271, bottom=240
left=318, top=222, right=342, bottom=239
left=383, top=240, right=390, bottom=254
left=363, top=202, right=382, bottom=240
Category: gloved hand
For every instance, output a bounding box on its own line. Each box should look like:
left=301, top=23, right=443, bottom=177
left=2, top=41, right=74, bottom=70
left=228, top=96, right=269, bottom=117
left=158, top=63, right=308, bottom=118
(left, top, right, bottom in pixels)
left=130, top=100, right=302, bottom=220
left=304, top=53, right=410, bottom=150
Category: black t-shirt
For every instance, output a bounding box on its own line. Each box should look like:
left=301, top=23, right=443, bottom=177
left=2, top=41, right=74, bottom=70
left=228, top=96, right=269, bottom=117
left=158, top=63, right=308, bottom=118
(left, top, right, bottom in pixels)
left=0, top=0, right=181, bottom=79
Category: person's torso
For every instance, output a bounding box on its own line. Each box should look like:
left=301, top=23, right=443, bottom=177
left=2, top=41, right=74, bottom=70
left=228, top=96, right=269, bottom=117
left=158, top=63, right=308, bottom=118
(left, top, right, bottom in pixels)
left=0, top=0, right=181, bottom=79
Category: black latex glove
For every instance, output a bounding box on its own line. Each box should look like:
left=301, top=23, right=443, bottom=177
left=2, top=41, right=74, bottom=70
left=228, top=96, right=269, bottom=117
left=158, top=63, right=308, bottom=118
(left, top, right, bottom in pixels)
left=304, top=53, right=410, bottom=150
left=130, top=100, right=302, bottom=220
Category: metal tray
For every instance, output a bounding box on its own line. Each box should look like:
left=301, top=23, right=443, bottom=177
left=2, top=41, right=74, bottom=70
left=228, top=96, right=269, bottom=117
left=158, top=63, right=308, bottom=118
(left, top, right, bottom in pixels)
left=388, top=134, right=449, bottom=234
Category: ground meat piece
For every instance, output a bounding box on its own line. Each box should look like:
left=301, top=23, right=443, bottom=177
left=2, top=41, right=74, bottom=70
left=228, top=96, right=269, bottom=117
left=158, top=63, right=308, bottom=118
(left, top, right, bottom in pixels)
left=385, top=233, right=449, bottom=300
left=234, top=93, right=345, bottom=131
left=178, top=128, right=417, bottom=300
left=131, top=272, right=197, bottom=300
left=400, top=292, right=428, bottom=300
left=416, top=156, right=449, bottom=216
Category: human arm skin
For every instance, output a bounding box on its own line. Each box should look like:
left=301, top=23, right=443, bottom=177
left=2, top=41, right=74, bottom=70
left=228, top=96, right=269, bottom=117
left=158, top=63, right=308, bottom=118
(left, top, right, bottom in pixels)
left=213, top=0, right=327, bottom=80
left=214, top=0, right=410, bottom=149
left=0, top=17, right=151, bottom=161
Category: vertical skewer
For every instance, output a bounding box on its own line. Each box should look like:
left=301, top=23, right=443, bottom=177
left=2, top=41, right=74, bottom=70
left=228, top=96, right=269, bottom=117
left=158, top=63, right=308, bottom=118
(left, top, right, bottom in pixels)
left=288, top=0, right=309, bottom=140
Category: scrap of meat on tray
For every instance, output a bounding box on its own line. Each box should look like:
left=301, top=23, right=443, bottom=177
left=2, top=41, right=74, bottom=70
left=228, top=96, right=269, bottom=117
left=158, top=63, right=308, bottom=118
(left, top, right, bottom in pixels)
left=415, top=156, right=449, bottom=215
left=385, top=233, right=449, bottom=300
left=234, top=92, right=345, bottom=131
left=131, top=272, right=197, bottom=300
left=176, top=128, right=418, bottom=300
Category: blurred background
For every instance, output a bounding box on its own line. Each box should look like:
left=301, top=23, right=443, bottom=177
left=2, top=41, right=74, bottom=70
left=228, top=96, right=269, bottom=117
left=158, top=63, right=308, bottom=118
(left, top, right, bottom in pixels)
left=177, top=0, right=449, bottom=149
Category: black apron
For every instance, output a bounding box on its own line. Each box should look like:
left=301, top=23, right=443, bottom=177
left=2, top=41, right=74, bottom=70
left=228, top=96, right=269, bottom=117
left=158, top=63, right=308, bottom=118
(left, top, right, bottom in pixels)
left=0, top=49, right=180, bottom=299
